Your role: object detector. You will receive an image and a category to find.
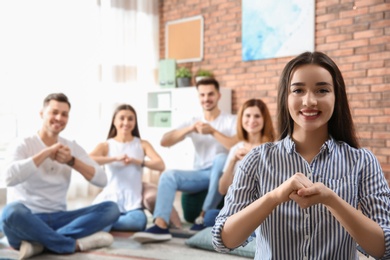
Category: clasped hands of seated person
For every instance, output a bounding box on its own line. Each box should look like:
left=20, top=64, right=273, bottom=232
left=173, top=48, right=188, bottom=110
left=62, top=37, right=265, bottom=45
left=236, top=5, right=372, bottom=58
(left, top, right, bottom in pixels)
left=193, top=121, right=215, bottom=135
left=234, top=147, right=250, bottom=162
left=48, top=143, right=73, bottom=165
left=277, top=172, right=333, bottom=209
left=112, top=154, right=139, bottom=165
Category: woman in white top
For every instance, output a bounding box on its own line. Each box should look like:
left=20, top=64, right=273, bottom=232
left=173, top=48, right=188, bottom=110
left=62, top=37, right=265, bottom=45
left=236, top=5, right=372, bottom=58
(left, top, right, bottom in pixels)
left=204, top=98, right=276, bottom=227
left=90, top=104, right=181, bottom=231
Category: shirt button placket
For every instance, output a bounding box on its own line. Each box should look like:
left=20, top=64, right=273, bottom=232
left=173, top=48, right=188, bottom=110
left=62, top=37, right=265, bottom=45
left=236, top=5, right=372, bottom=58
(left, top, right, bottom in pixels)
left=304, top=212, right=310, bottom=259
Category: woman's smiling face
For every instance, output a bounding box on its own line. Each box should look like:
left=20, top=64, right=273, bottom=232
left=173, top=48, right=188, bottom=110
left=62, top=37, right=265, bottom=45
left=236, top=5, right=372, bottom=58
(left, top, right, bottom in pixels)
left=288, top=64, right=335, bottom=136
left=242, top=106, right=264, bottom=135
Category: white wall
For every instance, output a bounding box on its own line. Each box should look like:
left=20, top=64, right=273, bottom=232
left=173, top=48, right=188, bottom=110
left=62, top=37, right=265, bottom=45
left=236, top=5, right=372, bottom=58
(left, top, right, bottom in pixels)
left=0, top=1, right=154, bottom=196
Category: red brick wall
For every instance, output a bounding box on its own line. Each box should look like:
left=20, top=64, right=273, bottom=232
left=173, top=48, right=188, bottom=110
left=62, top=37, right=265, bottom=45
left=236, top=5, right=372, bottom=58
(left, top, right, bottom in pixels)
left=159, top=0, right=390, bottom=185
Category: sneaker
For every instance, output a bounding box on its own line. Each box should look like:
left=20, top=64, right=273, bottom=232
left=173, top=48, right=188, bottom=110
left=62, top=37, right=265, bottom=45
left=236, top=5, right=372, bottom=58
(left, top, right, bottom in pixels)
left=18, top=240, right=44, bottom=260
left=77, top=231, right=114, bottom=251
left=132, top=225, right=172, bottom=243
left=194, top=216, right=204, bottom=225
left=169, top=227, right=195, bottom=239
left=190, top=223, right=206, bottom=231
left=190, top=215, right=206, bottom=231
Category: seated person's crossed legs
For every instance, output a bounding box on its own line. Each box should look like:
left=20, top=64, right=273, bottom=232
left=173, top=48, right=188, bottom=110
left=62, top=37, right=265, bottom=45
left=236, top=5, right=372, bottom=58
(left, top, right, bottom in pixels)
left=132, top=153, right=227, bottom=243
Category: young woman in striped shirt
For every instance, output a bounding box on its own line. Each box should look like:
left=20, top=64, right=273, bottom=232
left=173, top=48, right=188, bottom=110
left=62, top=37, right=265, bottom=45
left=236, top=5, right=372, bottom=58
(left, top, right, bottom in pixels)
left=212, top=51, right=390, bottom=259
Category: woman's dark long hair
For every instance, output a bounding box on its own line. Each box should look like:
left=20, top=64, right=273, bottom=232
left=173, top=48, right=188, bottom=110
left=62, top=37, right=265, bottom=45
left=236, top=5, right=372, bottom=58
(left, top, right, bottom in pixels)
left=277, top=51, right=359, bottom=148
left=107, top=104, right=140, bottom=139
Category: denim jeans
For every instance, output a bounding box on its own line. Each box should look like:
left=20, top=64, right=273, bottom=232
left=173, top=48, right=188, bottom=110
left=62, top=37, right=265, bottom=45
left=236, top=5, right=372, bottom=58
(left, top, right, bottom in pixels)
left=204, top=209, right=221, bottom=227
left=110, top=208, right=147, bottom=232
left=154, top=153, right=227, bottom=224
left=1, top=201, right=120, bottom=254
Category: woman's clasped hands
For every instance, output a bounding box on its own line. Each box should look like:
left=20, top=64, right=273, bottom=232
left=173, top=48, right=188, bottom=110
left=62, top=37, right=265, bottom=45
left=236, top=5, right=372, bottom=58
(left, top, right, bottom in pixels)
left=277, top=173, right=333, bottom=209
left=115, top=154, right=136, bottom=165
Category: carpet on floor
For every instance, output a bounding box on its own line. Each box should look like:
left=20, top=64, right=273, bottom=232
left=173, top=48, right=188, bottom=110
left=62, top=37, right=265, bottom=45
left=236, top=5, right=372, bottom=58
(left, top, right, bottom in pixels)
left=0, top=231, right=244, bottom=260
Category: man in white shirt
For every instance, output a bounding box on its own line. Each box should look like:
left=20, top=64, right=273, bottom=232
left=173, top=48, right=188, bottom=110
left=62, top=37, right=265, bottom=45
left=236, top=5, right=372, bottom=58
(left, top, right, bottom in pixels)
left=0, top=93, right=120, bottom=259
left=133, top=78, right=237, bottom=243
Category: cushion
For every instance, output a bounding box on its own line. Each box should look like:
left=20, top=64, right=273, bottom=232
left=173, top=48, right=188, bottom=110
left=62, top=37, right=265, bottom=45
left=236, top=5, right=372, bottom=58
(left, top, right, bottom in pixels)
left=185, top=227, right=256, bottom=258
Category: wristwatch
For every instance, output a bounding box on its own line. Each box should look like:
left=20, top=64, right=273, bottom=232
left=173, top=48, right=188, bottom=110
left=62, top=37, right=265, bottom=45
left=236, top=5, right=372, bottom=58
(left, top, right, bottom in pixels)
left=66, top=156, right=76, bottom=167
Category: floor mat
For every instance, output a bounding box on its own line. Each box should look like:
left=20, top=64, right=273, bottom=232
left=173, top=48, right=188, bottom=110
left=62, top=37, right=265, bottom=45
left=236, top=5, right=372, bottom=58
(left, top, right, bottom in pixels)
left=0, top=233, right=243, bottom=260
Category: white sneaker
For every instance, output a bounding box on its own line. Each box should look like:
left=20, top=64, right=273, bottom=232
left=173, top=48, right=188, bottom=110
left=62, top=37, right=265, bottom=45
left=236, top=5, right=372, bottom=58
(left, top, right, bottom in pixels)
left=194, top=216, right=204, bottom=225
left=18, top=240, right=44, bottom=260
left=77, top=231, right=114, bottom=251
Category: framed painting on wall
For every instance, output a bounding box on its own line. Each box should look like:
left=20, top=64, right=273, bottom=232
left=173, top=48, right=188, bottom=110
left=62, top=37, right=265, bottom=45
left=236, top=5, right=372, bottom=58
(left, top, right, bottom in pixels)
left=242, top=0, right=315, bottom=61
left=165, top=15, right=203, bottom=63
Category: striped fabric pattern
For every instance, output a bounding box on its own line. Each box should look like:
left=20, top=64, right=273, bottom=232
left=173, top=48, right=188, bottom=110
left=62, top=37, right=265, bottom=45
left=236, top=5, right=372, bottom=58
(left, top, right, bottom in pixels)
left=212, top=136, right=390, bottom=260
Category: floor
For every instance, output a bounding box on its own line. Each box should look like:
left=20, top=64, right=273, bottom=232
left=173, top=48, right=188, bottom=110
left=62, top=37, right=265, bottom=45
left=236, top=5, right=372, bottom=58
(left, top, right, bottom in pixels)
left=0, top=235, right=246, bottom=260
left=0, top=231, right=374, bottom=260
left=0, top=190, right=375, bottom=260
left=0, top=209, right=245, bottom=260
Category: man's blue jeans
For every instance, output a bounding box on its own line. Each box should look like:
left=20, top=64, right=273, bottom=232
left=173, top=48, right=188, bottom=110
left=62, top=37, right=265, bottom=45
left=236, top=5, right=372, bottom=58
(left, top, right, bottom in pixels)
left=110, top=208, right=147, bottom=232
left=204, top=209, right=220, bottom=227
left=154, top=153, right=227, bottom=224
left=1, top=201, right=120, bottom=254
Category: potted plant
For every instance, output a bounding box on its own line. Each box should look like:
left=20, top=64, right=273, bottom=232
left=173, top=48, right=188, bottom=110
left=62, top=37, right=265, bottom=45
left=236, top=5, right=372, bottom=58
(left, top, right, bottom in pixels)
left=195, top=69, right=213, bottom=83
left=176, top=66, right=192, bottom=87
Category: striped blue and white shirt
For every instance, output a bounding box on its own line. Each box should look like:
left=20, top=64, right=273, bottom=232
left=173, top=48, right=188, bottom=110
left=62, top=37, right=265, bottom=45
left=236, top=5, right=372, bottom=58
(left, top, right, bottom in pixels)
left=212, top=136, right=390, bottom=259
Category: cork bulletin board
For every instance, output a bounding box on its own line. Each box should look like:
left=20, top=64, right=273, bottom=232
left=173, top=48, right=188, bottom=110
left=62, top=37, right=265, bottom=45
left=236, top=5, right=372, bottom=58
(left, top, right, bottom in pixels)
left=165, top=15, right=203, bottom=63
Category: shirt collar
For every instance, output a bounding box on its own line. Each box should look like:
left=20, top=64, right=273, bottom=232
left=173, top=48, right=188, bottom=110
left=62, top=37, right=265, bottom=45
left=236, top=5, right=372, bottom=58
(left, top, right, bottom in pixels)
left=284, top=135, right=335, bottom=154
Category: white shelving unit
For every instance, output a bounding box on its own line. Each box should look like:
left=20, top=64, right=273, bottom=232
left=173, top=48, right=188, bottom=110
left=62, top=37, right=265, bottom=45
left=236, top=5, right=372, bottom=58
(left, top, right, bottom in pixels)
left=144, top=87, right=232, bottom=170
